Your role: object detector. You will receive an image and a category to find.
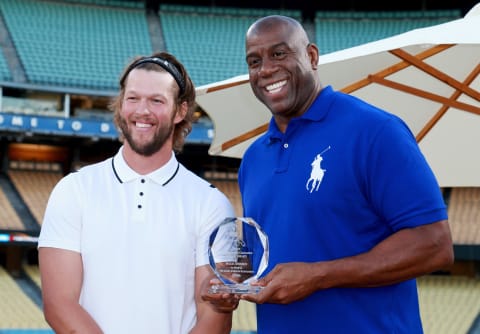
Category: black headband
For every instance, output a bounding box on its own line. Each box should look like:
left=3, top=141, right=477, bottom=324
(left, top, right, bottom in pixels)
left=121, top=57, right=186, bottom=95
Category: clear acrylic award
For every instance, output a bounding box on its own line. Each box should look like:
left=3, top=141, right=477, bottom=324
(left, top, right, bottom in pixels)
left=208, top=217, right=269, bottom=294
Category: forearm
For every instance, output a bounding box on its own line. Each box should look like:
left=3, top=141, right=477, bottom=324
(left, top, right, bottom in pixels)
left=44, top=300, right=103, bottom=334
left=193, top=265, right=234, bottom=334
left=314, top=220, right=453, bottom=289
left=39, top=248, right=102, bottom=333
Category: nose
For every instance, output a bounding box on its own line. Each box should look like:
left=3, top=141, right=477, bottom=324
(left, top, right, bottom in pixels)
left=258, top=57, right=276, bottom=77
left=136, top=98, right=150, bottom=115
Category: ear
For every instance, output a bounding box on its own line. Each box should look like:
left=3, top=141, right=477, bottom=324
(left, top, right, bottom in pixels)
left=307, top=43, right=320, bottom=70
left=174, top=101, right=188, bottom=124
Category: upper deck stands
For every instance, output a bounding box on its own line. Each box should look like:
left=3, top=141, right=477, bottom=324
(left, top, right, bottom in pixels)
left=314, top=10, right=461, bottom=54
left=0, top=0, right=152, bottom=90
left=158, top=4, right=302, bottom=86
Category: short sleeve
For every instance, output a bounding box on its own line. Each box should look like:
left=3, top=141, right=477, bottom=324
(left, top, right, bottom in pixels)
left=38, top=173, right=84, bottom=252
left=366, top=117, right=447, bottom=231
left=195, top=188, right=236, bottom=267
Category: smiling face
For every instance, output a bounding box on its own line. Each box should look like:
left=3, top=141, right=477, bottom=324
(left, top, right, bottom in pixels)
left=117, top=68, right=185, bottom=157
left=245, top=16, right=321, bottom=131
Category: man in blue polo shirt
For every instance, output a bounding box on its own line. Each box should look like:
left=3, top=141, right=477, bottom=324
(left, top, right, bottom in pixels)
left=238, top=15, right=454, bottom=333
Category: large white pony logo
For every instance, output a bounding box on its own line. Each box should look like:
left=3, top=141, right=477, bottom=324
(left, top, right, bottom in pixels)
left=306, top=146, right=331, bottom=193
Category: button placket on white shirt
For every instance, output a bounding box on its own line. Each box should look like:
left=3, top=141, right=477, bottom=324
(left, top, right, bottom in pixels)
left=133, top=177, right=147, bottom=222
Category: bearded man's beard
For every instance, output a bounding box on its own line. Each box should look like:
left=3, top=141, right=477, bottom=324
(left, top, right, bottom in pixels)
left=118, top=116, right=175, bottom=157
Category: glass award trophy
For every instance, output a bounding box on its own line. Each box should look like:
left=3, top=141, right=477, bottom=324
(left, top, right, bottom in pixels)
left=208, top=217, right=269, bottom=294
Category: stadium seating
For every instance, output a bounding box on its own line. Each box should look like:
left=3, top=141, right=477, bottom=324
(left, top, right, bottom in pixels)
left=7, top=170, right=63, bottom=226
left=60, top=0, right=144, bottom=8
left=208, top=179, right=243, bottom=216
left=1, top=265, right=479, bottom=333
left=314, top=10, right=461, bottom=54
left=418, top=275, right=480, bottom=334
left=159, top=4, right=302, bottom=86
left=0, top=266, right=50, bottom=330
left=0, top=0, right=152, bottom=90
left=0, top=1, right=463, bottom=87
left=0, top=184, right=24, bottom=230
left=23, top=264, right=42, bottom=287
left=447, top=187, right=480, bottom=245
left=0, top=52, right=12, bottom=81
left=160, top=4, right=302, bottom=18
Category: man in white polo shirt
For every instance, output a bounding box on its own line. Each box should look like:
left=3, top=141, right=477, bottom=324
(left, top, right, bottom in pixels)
left=38, top=52, right=237, bottom=333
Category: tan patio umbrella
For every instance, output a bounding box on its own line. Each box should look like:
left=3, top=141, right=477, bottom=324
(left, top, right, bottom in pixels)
left=195, top=3, right=480, bottom=186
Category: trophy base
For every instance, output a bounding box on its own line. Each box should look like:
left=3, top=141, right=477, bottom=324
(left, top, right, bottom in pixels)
left=208, top=284, right=263, bottom=294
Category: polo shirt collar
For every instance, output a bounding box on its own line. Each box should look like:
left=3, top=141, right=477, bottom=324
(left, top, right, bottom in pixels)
left=112, top=146, right=180, bottom=185
left=265, top=85, right=336, bottom=141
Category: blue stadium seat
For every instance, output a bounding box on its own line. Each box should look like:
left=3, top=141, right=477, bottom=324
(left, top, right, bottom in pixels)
left=314, top=10, right=461, bottom=54
left=0, top=52, right=12, bottom=81
left=159, top=5, right=302, bottom=86
left=0, top=0, right=151, bottom=90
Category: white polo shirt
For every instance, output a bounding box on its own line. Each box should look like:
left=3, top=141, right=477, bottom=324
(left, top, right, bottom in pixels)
left=38, top=147, right=235, bottom=334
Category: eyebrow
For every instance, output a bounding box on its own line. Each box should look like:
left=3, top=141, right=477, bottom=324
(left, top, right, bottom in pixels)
left=124, top=89, right=168, bottom=100
left=246, top=42, right=290, bottom=59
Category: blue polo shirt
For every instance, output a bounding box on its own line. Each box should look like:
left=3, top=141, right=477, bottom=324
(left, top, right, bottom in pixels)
left=238, top=86, right=447, bottom=333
